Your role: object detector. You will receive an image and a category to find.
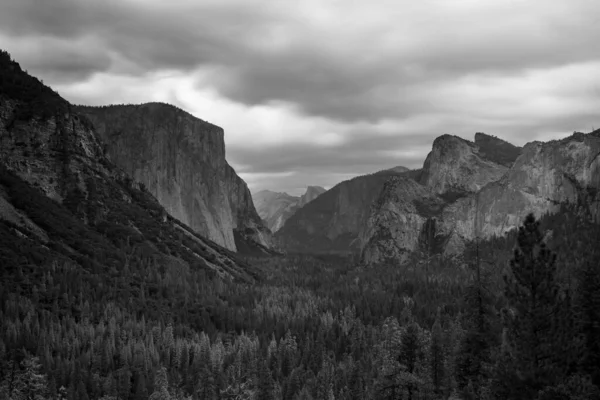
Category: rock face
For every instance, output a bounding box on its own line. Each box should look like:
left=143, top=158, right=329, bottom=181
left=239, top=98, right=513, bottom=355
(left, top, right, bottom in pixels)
left=0, top=51, right=261, bottom=280
left=298, top=186, right=326, bottom=207
left=440, top=131, right=600, bottom=254
left=419, top=134, right=511, bottom=196
left=360, top=177, right=444, bottom=264
left=364, top=131, right=600, bottom=263
left=253, top=186, right=326, bottom=232
left=75, top=104, right=272, bottom=252
left=278, top=128, right=600, bottom=266
left=276, top=170, right=409, bottom=255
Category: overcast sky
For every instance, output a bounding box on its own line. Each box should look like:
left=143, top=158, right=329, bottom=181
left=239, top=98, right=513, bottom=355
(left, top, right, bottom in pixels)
left=1, top=0, right=599, bottom=195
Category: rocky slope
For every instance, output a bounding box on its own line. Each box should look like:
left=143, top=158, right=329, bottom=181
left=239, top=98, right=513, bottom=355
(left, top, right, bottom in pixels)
left=359, top=176, right=445, bottom=264
left=253, top=186, right=326, bottom=232
left=363, top=130, right=600, bottom=263
left=440, top=130, right=600, bottom=254
left=278, top=128, right=600, bottom=266
left=419, top=134, right=512, bottom=196
left=0, top=50, right=260, bottom=280
left=276, top=169, right=410, bottom=255
left=74, top=103, right=272, bottom=253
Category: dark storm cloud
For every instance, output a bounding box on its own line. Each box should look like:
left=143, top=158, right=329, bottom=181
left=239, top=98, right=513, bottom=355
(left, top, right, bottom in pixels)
left=231, top=132, right=431, bottom=174
left=2, top=0, right=600, bottom=194
left=3, top=0, right=600, bottom=122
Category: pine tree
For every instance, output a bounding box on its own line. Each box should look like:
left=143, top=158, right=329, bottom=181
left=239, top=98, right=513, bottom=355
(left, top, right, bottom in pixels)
left=257, top=359, right=275, bottom=400
left=13, top=355, right=48, bottom=400
left=149, top=367, right=170, bottom=400
left=575, top=259, right=600, bottom=386
left=502, top=213, right=563, bottom=397
left=430, top=312, right=445, bottom=396
left=399, top=322, right=421, bottom=400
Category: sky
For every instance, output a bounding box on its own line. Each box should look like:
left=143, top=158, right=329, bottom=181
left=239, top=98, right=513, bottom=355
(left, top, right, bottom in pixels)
left=1, top=0, right=600, bottom=195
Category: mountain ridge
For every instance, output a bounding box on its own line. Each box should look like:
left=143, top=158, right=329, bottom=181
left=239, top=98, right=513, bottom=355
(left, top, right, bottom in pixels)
left=0, top=49, right=263, bottom=282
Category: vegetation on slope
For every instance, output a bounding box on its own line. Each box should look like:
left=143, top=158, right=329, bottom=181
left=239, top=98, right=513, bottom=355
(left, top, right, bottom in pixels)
left=1, top=196, right=600, bottom=399
left=474, top=132, right=522, bottom=167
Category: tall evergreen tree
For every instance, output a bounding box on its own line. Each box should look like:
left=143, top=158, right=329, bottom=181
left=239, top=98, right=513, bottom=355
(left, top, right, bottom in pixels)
left=399, top=322, right=421, bottom=400
left=502, top=213, right=563, bottom=397
left=575, top=259, right=600, bottom=386
left=430, top=312, right=445, bottom=397
left=149, top=367, right=170, bottom=400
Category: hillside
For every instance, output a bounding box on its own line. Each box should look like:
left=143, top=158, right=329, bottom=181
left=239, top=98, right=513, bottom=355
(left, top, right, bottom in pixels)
left=0, top=50, right=260, bottom=282
left=275, top=169, right=411, bottom=255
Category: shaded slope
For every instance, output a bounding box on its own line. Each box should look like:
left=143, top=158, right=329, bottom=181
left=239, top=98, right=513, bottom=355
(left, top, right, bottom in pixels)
left=276, top=170, right=410, bottom=255
left=0, top=49, right=259, bottom=282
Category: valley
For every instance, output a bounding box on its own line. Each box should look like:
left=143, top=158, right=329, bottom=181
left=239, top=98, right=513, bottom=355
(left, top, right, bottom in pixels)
left=1, top=48, right=600, bottom=400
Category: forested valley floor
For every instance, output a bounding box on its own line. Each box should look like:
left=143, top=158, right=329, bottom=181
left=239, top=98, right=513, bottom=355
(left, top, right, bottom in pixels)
left=1, top=205, right=600, bottom=400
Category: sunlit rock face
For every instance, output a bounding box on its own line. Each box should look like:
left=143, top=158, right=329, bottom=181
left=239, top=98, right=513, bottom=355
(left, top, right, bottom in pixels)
left=361, top=130, right=600, bottom=264
left=75, top=103, right=272, bottom=252
left=419, top=134, right=510, bottom=196
left=440, top=131, right=600, bottom=255
left=360, top=176, right=444, bottom=265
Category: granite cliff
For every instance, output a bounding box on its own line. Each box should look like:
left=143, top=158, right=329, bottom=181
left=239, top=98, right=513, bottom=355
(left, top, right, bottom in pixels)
left=277, top=128, right=600, bottom=266
left=75, top=104, right=272, bottom=253
left=362, top=130, right=600, bottom=264
left=252, top=186, right=326, bottom=232
left=0, top=50, right=260, bottom=280
left=440, top=130, right=600, bottom=254
left=359, top=176, right=444, bottom=264
left=419, top=134, right=512, bottom=196
left=299, top=186, right=327, bottom=207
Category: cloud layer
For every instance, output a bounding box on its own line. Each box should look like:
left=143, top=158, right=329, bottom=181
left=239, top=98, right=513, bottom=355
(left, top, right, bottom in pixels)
left=1, top=0, right=599, bottom=194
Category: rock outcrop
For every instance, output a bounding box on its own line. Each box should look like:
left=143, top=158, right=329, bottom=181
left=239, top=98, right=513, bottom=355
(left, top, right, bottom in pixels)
left=278, top=127, right=600, bottom=265
left=440, top=131, right=600, bottom=254
left=360, top=177, right=444, bottom=264
left=253, top=186, right=326, bottom=232
left=419, top=134, right=511, bottom=196
left=75, top=104, right=272, bottom=252
left=0, top=50, right=260, bottom=280
left=298, top=186, right=326, bottom=207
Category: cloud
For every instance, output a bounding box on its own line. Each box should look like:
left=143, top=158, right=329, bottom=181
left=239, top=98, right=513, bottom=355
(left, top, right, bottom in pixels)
left=1, top=0, right=599, bottom=193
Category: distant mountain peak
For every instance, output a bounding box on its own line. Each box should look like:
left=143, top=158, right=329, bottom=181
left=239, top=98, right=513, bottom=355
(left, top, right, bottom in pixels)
left=252, top=185, right=326, bottom=232
left=299, top=186, right=327, bottom=207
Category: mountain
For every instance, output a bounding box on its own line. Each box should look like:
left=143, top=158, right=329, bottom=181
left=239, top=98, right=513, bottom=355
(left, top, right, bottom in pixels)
left=419, top=134, right=515, bottom=197
left=252, top=190, right=299, bottom=232
left=359, top=176, right=445, bottom=264
left=74, top=103, right=272, bottom=253
left=359, top=133, right=517, bottom=264
left=252, top=186, right=326, bottom=232
left=0, top=49, right=262, bottom=281
left=439, top=130, right=600, bottom=254
left=277, top=129, right=600, bottom=265
left=362, top=130, right=600, bottom=264
left=275, top=169, right=410, bottom=255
